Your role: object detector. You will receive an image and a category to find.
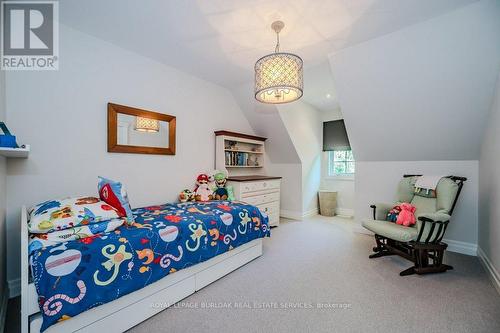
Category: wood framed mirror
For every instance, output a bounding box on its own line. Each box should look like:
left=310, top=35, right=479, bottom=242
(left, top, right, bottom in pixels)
left=108, top=103, right=176, bottom=155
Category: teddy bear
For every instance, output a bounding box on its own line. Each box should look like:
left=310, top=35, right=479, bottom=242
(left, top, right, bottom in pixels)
left=194, top=174, right=213, bottom=202
left=396, top=203, right=416, bottom=227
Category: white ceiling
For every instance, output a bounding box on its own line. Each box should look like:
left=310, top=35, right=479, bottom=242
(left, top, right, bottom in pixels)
left=60, top=0, right=477, bottom=112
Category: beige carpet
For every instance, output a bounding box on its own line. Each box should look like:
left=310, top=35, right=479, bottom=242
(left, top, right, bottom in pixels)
left=127, top=216, right=500, bottom=333
left=6, top=216, right=500, bottom=333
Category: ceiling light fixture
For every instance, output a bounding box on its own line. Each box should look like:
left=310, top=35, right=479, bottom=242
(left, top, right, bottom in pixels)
left=254, top=20, right=303, bottom=104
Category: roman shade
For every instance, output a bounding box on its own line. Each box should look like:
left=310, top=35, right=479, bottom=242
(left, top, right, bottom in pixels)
left=323, top=120, right=350, bottom=151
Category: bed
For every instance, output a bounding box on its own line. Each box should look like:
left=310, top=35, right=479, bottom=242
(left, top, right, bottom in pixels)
left=21, top=201, right=270, bottom=332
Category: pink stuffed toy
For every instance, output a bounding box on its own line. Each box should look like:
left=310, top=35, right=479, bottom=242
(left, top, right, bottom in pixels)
left=396, top=203, right=416, bottom=227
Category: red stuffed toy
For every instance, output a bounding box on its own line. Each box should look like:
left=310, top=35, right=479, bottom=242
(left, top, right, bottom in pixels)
left=194, top=174, right=213, bottom=202
left=396, top=203, right=416, bottom=227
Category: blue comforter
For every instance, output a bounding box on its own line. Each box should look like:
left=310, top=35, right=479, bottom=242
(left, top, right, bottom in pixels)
left=30, top=201, right=270, bottom=331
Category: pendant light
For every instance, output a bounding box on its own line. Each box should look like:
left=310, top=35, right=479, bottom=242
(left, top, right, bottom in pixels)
left=254, top=21, right=303, bottom=104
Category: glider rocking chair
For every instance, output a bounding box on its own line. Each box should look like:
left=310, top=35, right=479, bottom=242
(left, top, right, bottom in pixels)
left=362, top=175, right=466, bottom=276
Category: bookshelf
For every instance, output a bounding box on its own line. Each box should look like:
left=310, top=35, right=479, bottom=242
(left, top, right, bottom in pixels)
left=215, top=131, right=266, bottom=176
left=215, top=131, right=281, bottom=227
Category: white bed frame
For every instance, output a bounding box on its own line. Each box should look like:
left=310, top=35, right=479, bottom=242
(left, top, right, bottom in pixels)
left=21, top=206, right=263, bottom=333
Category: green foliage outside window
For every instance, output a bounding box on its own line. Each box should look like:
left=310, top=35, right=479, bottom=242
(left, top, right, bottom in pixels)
left=329, top=150, right=355, bottom=175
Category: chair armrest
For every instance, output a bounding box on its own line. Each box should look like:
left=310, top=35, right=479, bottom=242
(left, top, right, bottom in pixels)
left=418, top=212, right=451, bottom=223
left=370, top=203, right=394, bottom=220
left=416, top=212, right=451, bottom=243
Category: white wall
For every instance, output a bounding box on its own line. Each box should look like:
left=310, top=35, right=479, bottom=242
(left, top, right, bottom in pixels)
left=327, top=1, right=498, bottom=250
left=478, top=71, right=500, bottom=281
left=355, top=161, right=478, bottom=248
left=0, top=64, right=7, bottom=304
left=329, top=0, right=500, bottom=162
left=266, top=162, right=302, bottom=217
left=230, top=82, right=303, bottom=218
left=4, top=24, right=254, bottom=292
left=319, top=109, right=355, bottom=216
left=320, top=152, right=355, bottom=216
left=278, top=101, right=322, bottom=215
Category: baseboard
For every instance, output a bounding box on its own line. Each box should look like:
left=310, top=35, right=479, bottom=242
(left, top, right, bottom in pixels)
left=302, top=208, right=319, bottom=218
left=280, top=209, right=303, bottom=220
left=280, top=208, right=319, bottom=220
left=8, top=278, right=20, bottom=298
left=477, top=247, right=500, bottom=295
left=442, top=239, right=477, bottom=256
left=335, top=208, right=354, bottom=218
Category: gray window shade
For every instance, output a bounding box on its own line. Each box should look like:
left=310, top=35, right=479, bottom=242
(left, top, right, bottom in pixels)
left=323, top=120, right=351, bottom=151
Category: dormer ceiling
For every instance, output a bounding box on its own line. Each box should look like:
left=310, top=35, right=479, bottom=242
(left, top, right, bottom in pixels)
left=60, top=0, right=477, bottom=112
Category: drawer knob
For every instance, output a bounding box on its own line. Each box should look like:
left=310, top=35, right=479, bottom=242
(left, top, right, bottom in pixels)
left=263, top=183, right=267, bottom=187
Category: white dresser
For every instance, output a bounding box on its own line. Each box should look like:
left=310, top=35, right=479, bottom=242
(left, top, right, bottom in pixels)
left=227, top=176, right=281, bottom=227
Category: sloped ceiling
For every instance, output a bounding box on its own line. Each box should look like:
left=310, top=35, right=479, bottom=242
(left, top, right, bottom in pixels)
left=57, top=0, right=492, bottom=163
left=59, top=0, right=476, bottom=112
left=231, top=83, right=301, bottom=164
left=329, top=0, right=500, bottom=161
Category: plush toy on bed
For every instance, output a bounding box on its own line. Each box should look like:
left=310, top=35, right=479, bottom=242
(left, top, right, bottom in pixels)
left=194, top=174, right=213, bottom=202
left=212, top=170, right=235, bottom=201
left=213, top=171, right=228, bottom=200
left=179, top=189, right=195, bottom=203
left=396, top=202, right=417, bottom=227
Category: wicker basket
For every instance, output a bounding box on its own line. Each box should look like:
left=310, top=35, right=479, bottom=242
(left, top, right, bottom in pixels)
left=318, top=191, right=337, bottom=216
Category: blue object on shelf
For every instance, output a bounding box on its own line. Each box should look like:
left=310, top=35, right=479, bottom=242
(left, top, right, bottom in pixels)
left=0, top=135, right=17, bottom=148
left=0, top=122, right=19, bottom=148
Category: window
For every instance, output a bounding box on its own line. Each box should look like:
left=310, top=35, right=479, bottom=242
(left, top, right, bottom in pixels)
left=328, top=150, right=355, bottom=176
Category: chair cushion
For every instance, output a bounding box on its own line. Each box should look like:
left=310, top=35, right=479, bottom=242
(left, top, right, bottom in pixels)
left=436, top=178, right=459, bottom=213
left=362, top=219, right=418, bottom=242
left=397, top=176, right=417, bottom=203
left=410, top=195, right=437, bottom=216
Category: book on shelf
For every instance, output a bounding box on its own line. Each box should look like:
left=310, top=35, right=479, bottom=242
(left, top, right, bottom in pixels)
left=225, top=151, right=253, bottom=166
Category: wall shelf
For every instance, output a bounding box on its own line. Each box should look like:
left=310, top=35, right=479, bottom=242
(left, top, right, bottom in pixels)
left=226, top=165, right=263, bottom=168
left=0, top=145, right=30, bottom=158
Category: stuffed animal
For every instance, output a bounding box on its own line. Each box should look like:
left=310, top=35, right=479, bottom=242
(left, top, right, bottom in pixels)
left=396, top=203, right=416, bottom=227
left=226, top=186, right=235, bottom=201
left=386, top=205, right=401, bottom=222
left=213, top=171, right=229, bottom=200
left=194, top=174, right=213, bottom=202
left=179, top=189, right=194, bottom=203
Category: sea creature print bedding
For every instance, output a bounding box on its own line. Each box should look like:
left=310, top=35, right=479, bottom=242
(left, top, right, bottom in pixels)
left=29, top=201, right=270, bottom=331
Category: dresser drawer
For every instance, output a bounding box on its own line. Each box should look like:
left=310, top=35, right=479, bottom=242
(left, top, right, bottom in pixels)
left=257, top=201, right=279, bottom=216
left=239, top=180, right=280, bottom=194
left=242, top=191, right=280, bottom=206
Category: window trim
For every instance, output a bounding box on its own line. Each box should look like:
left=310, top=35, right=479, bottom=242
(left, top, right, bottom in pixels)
left=327, top=150, right=355, bottom=180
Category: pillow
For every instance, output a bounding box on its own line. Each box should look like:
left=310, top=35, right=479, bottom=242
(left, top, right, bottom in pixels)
left=386, top=205, right=401, bottom=222
left=28, top=197, right=122, bottom=233
left=98, top=176, right=134, bottom=224
left=28, top=218, right=125, bottom=254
